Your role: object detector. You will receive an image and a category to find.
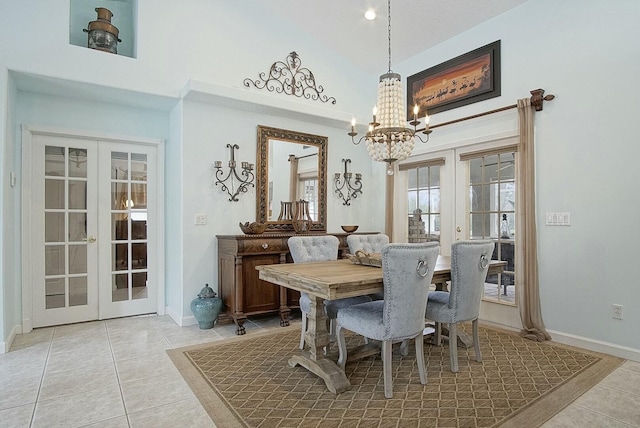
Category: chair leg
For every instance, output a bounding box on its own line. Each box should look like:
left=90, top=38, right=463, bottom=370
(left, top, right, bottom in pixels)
left=415, top=335, right=427, bottom=385
left=449, top=323, right=459, bottom=372
left=382, top=340, right=393, bottom=398
left=472, top=318, right=482, bottom=363
left=399, top=340, right=409, bottom=357
left=299, top=311, right=307, bottom=350
left=336, top=324, right=348, bottom=370
left=434, top=322, right=442, bottom=346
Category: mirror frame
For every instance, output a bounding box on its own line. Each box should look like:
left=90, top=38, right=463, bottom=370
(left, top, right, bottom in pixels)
left=256, top=125, right=327, bottom=232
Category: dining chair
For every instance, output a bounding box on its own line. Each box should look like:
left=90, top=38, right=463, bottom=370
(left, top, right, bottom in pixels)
left=288, top=235, right=372, bottom=350
left=336, top=242, right=440, bottom=398
left=425, top=240, right=495, bottom=372
left=346, top=234, right=390, bottom=300
left=346, top=233, right=390, bottom=254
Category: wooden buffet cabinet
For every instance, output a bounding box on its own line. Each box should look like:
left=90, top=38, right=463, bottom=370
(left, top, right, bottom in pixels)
left=217, top=232, right=360, bottom=335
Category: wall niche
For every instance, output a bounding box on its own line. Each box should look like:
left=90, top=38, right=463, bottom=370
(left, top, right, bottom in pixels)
left=69, top=0, right=136, bottom=58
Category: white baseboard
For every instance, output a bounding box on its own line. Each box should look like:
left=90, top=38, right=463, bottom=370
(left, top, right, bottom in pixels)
left=165, top=306, right=197, bottom=327
left=1, top=324, right=23, bottom=354
left=480, top=321, right=640, bottom=362
left=547, top=329, right=640, bottom=362
left=479, top=319, right=521, bottom=333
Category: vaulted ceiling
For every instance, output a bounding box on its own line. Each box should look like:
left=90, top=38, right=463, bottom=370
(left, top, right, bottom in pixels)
left=262, top=0, right=527, bottom=74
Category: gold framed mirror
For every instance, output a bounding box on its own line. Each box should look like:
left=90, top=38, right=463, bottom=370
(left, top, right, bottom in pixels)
left=256, top=125, right=327, bottom=232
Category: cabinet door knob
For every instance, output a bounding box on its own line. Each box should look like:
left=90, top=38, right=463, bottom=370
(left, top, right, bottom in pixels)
left=456, top=226, right=462, bottom=232
left=262, top=243, right=268, bottom=249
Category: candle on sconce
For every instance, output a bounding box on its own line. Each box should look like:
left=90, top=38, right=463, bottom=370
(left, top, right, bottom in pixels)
left=413, top=104, right=419, bottom=121
left=229, top=161, right=236, bottom=168
left=350, top=118, right=356, bottom=133
left=214, top=161, right=222, bottom=168
left=372, top=106, right=378, bottom=124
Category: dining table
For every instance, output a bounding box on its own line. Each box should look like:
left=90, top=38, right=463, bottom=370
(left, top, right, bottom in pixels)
left=257, top=255, right=506, bottom=394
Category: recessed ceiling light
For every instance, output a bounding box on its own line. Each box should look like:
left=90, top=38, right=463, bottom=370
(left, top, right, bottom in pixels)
left=364, top=9, right=376, bottom=20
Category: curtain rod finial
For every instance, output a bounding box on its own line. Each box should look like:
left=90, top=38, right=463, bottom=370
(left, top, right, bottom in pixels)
left=530, top=88, right=555, bottom=111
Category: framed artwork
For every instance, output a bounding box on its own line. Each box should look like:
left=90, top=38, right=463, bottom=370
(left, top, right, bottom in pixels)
left=407, top=40, right=501, bottom=117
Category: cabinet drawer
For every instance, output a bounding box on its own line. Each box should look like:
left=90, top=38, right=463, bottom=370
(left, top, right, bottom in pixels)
left=238, top=238, right=288, bottom=254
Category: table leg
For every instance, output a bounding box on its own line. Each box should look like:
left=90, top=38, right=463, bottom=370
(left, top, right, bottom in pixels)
left=288, top=294, right=351, bottom=394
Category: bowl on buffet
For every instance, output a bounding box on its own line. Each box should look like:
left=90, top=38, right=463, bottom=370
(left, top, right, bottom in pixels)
left=239, top=221, right=268, bottom=234
left=341, top=225, right=359, bottom=233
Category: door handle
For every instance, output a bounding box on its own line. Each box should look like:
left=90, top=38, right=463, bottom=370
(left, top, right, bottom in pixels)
left=83, top=236, right=97, bottom=243
left=456, top=226, right=462, bottom=232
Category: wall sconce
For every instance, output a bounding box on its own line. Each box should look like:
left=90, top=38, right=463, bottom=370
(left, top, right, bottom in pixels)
left=214, top=144, right=255, bottom=202
left=334, top=159, right=362, bottom=206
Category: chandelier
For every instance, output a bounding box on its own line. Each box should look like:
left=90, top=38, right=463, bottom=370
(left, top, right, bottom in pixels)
left=348, top=0, right=431, bottom=175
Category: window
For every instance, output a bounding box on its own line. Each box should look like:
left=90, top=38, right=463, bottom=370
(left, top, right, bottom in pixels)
left=406, top=165, right=441, bottom=243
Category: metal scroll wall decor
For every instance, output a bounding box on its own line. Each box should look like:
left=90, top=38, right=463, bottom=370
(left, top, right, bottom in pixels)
left=214, top=144, right=255, bottom=202
left=334, top=159, right=362, bottom=206
left=243, top=51, right=337, bottom=104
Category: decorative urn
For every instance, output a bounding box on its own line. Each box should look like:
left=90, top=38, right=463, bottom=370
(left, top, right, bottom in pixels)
left=190, top=284, right=223, bottom=329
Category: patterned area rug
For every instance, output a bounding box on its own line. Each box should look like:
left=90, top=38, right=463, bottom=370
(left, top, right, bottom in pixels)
left=167, top=324, right=622, bottom=428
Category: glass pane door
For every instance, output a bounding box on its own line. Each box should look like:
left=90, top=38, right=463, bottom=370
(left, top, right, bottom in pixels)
left=110, top=151, right=148, bottom=302
left=99, top=142, right=157, bottom=319
left=31, top=135, right=99, bottom=328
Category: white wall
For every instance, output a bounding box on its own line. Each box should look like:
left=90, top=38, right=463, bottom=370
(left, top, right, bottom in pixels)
left=397, top=0, right=640, bottom=354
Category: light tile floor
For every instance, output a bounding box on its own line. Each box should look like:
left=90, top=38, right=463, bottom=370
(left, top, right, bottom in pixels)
left=1, top=314, right=639, bottom=428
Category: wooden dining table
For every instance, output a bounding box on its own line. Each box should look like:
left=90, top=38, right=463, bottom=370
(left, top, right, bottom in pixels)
left=257, top=256, right=506, bottom=394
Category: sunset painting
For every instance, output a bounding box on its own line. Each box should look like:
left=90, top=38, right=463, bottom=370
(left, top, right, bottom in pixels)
left=407, top=41, right=501, bottom=117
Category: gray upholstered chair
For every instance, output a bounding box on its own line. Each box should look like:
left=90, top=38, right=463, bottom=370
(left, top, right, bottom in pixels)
left=346, top=234, right=390, bottom=254
left=347, top=234, right=390, bottom=300
left=336, top=242, right=440, bottom=398
left=288, top=235, right=372, bottom=350
left=425, top=240, right=495, bottom=372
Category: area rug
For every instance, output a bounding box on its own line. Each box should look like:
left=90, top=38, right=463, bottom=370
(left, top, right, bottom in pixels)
left=167, top=324, right=623, bottom=428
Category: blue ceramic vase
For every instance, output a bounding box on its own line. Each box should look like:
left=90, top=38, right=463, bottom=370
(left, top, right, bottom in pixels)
left=190, top=284, right=222, bottom=329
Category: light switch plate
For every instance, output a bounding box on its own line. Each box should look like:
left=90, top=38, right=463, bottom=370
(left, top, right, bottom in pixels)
left=195, top=214, right=206, bottom=225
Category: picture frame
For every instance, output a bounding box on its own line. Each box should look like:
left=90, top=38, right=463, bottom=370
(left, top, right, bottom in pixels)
left=407, top=40, right=501, bottom=117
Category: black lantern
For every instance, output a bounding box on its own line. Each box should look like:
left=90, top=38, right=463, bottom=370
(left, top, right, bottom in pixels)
left=83, top=7, right=121, bottom=54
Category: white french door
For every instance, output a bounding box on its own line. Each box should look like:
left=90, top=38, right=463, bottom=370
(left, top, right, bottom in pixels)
left=399, top=137, right=522, bottom=329
left=24, top=131, right=160, bottom=328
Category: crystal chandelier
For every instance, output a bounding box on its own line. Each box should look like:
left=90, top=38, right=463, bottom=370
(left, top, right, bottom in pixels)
left=348, top=0, right=431, bottom=175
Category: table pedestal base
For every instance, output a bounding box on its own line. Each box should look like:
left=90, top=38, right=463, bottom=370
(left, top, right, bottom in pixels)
left=288, top=353, right=350, bottom=394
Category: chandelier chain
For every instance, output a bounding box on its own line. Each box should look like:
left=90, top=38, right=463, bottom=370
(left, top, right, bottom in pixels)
left=387, top=0, right=392, bottom=73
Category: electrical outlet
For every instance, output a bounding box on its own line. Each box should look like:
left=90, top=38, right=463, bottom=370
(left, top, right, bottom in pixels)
left=612, top=304, right=623, bottom=320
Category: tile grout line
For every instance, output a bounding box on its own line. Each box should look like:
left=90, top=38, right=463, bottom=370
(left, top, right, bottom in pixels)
left=29, top=327, right=56, bottom=428
left=571, top=401, right=639, bottom=428
left=105, top=320, right=133, bottom=428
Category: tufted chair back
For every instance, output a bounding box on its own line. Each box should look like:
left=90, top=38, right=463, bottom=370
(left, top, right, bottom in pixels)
left=346, top=234, right=390, bottom=254
left=288, top=235, right=339, bottom=263
left=381, top=242, right=439, bottom=339
left=447, top=240, right=495, bottom=321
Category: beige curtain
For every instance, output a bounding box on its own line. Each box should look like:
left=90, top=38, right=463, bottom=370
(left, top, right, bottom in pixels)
left=516, top=98, right=551, bottom=341
left=288, top=154, right=299, bottom=202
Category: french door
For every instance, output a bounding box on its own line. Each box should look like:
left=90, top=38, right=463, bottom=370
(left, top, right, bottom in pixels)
left=400, top=138, right=521, bottom=328
left=24, top=131, right=160, bottom=328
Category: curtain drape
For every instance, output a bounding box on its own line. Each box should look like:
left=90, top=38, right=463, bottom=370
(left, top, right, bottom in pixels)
left=288, top=154, right=299, bottom=202
left=516, top=98, right=551, bottom=341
